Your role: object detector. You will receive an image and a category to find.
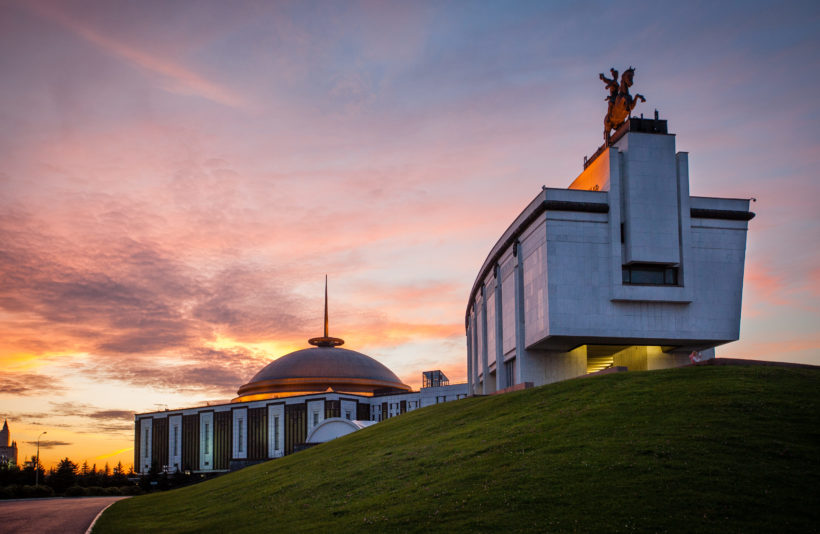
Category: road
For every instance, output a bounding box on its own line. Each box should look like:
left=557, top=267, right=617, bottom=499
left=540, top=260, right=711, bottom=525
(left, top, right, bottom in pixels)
left=0, top=496, right=128, bottom=534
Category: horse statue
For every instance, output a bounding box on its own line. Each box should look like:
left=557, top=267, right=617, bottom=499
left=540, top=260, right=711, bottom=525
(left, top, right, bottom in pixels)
left=601, top=66, right=645, bottom=145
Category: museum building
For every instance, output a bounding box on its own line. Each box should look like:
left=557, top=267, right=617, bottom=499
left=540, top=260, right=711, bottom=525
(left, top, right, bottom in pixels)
left=465, top=116, right=755, bottom=394
left=134, top=307, right=467, bottom=474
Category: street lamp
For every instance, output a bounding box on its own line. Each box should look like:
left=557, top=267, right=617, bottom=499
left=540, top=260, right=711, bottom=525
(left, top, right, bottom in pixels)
left=35, top=431, right=46, bottom=487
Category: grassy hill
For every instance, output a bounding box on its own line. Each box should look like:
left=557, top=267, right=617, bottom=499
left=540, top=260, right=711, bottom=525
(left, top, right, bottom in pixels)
left=95, top=365, right=819, bottom=533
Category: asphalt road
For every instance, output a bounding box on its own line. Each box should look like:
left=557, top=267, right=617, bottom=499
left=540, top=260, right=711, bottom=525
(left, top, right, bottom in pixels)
left=0, top=496, right=128, bottom=534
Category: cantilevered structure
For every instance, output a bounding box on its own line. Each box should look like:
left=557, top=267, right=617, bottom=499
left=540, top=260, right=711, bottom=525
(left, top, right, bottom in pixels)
left=465, top=112, right=754, bottom=394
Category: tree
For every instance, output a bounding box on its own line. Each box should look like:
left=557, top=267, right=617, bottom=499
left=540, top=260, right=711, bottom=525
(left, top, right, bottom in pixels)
left=139, top=461, right=160, bottom=491
left=103, top=462, right=111, bottom=486
left=21, top=455, right=43, bottom=486
left=89, top=463, right=98, bottom=486
left=0, top=460, right=21, bottom=486
left=79, top=460, right=90, bottom=486
left=112, top=461, right=126, bottom=485
left=49, top=457, right=78, bottom=493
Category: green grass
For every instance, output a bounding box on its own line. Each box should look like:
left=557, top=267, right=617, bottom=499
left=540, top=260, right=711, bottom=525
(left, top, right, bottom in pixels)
left=95, top=365, right=819, bottom=533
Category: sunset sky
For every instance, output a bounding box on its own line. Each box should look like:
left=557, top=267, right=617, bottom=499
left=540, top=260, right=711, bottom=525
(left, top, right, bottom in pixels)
left=1, top=0, right=818, bottom=470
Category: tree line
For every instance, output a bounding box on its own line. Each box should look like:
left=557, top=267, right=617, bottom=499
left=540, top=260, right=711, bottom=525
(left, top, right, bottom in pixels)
left=0, top=456, right=209, bottom=498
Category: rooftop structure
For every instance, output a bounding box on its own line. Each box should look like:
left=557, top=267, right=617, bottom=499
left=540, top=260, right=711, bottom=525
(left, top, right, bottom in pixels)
left=233, top=346, right=411, bottom=402
left=422, top=370, right=450, bottom=388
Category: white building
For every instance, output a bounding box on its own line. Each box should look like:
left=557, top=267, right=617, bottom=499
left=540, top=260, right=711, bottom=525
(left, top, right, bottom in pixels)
left=466, top=117, right=754, bottom=394
left=135, top=332, right=466, bottom=474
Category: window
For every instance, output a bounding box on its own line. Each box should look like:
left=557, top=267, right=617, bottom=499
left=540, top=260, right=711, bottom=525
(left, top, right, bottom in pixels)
left=505, top=359, right=515, bottom=388
left=144, top=429, right=149, bottom=458
left=313, top=412, right=319, bottom=427
left=423, top=370, right=449, bottom=388
left=173, top=425, right=179, bottom=456
left=238, top=418, right=244, bottom=453
left=345, top=410, right=351, bottom=420
left=274, top=416, right=280, bottom=451
left=622, top=264, right=678, bottom=285
left=204, top=423, right=210, bottom=455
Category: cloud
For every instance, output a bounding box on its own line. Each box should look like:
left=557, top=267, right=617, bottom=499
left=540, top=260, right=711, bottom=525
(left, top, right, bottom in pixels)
left=190, top=267, right=311, bottom=342
left=0, top=224, right=201, bottom=356
left=350, top=280, right=462, bottom=305
left=0, top=411, right=51, bottom=422
left=87, top=410, right=135, bottom=421
left=24, top=0, right=247, bottom=109
left=67, top=347, right=271, bottom=397
left=23, top=440, right=72, bottom=449
left=0, top=404, right=137, bottom=438
left=95, top=447, right=134, bottom=461
left=743, top=261, right=788, bottom=310
left=0, top=210, right=314, bottom=361
left=46, top=403, right=136, bottom=422
left=0, top=373, right=65, bottom=396
left=76, top=423, right=135, bottom=435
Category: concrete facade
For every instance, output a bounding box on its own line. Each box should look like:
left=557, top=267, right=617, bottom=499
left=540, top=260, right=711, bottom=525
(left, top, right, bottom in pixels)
left=466, top=119, right=753, bottom=394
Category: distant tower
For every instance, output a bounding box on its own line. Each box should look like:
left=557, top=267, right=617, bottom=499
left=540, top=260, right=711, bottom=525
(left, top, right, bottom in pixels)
left=0, top=420, right=8, bottom=447
left=0, top=420, right=19, bottom=466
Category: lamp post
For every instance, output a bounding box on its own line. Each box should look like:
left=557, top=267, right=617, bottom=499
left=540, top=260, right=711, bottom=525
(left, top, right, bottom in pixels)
left=35, top=431, right=46, bottom=487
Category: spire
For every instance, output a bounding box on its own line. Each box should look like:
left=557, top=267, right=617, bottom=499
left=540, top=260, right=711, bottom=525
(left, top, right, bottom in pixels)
left=308, top=276, right=344, bottom=347
left=323, top=275, right=329, bottom=338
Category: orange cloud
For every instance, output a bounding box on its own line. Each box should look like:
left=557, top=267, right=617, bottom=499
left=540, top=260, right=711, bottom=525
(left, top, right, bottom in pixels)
left=95, top=446, right=134, bottom=461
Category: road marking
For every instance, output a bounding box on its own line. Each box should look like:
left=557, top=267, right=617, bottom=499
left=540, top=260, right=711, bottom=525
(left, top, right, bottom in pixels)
left=85, top=498, right=129, bottom=534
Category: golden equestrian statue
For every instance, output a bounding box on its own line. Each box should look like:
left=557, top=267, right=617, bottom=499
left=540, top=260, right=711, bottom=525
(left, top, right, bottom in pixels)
left=600, top=66, right=646, bottom=145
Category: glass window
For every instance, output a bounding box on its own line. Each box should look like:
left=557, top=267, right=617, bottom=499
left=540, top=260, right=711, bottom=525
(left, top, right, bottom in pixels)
left=505, top=359, right=515, bottom=388
left=238, top=419, right=244, bottom=453
left=313, top=412, right=319, bottom=426
left=274, top=416, right=280, bottom=450
left=204, top=423, right=210, bottom=455
left=173, top=425, right=179, bottom=456
left=622, top=264, right=678, bottom=286
left=345, top=411, right=351, bottom=420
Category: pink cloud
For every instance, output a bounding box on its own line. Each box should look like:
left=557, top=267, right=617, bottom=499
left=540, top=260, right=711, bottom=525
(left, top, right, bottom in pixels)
left=743, top=261, right=788, bottom=311
left=25, top=0, right=247, bottom=109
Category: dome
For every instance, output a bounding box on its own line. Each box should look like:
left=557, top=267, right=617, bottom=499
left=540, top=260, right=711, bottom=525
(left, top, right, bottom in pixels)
left=233, top=346, right=411, bottom=402
left=234, top=276, right=411, bottom=402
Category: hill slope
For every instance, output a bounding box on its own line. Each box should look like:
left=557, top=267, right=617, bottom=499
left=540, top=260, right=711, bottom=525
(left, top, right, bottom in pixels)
left=95, top=365, right=819, bottom=533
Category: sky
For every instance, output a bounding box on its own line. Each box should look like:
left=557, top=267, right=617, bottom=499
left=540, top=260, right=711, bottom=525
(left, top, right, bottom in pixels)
left=1, top=0, right=818, bottom=470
